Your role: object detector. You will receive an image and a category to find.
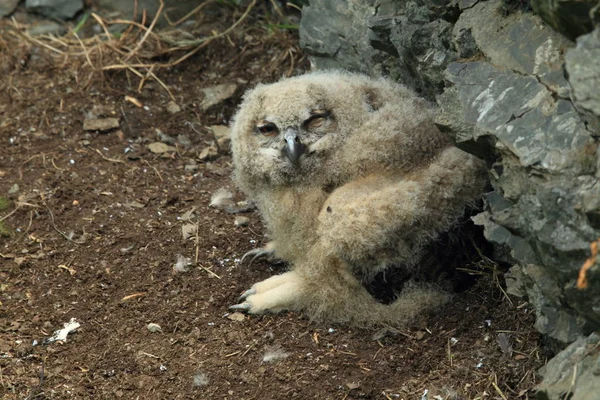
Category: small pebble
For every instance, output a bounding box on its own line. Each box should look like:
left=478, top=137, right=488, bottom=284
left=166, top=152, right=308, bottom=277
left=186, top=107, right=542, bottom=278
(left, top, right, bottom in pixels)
left=147, top=323, right=162, bottom=333
left=234, top=216, right=250, bottom=227
left=166, top=101, right=181, bottom=114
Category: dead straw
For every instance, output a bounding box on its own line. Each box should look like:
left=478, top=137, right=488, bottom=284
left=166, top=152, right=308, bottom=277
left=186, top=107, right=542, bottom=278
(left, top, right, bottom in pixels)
left=8, top=0, right=259, bottom=100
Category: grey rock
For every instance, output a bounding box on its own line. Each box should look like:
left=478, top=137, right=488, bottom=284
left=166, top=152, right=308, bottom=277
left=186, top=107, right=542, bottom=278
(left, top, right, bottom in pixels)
left=198, top=145, right=218, bottom=161
left=368, top=16, right=400, bottom=57
left=454, top=0, right=573, bottom=98
left=565, top=28, right=600, bottom=124
left=147, top=142, right=176, bottom=154
left=536, top=333, right=600, bottom=399
left=437, top=58, right=599, bottom=341
left=95, top=0, right=212, bottom=28
left=387, top=14, right=455, bottom=98
left=300, top=0, right=386, bottom=73
left=184, top=162, right=199, bottom=172
left=216, top=137, right=230, bottom=154
left=156, top=129, right=176, bottom=145
left=199, top=83, right=237, bottom=112
left=209, top=125, right=229, bottom=140
left=454, top=27, right=479, bottom=58
left=531, top=0, right=598, bottom=41
left=147, top=323, right=162, bottom=333
left=301, top=0, right=458, bottom=99
left=165, top=101, right=181, bottom=114
left=437, top=61, right=594, bottom=175
left=472, top=210, right=539, bottom=266
left=83, top=117, right=120, bottom=132
left=8, top=183, right=19, bottom=195
left=177, top=134, right=192, bottom=148
left=450, top=0, right=479, bottom=10
left=27, top=21, right=67, bottom=36
left=234, top=216, right=249, bottom=227
left=0, top=0, right=19, bottom=17
left=26, top=0, right=83, bottom=20
left=211, top=126, right=231, bottom=153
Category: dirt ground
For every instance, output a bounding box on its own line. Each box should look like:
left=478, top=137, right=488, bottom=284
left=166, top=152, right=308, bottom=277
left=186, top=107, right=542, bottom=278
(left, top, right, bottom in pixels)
left=0, top=7, right=544, bottom=400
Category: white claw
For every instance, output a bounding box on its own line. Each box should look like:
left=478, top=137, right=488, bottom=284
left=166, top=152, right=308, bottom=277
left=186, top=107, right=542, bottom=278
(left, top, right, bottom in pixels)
left=240, top=248, right=275, bottom=266
left=240, top=248, right=262, bottom=264
left=238, top=288, right=256, bottom=302
left=229, top=302, right=252, bottom=312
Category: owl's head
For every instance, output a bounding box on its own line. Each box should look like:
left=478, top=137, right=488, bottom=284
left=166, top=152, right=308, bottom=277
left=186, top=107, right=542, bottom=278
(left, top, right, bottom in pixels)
left=230, top=70, right=437, bottom=193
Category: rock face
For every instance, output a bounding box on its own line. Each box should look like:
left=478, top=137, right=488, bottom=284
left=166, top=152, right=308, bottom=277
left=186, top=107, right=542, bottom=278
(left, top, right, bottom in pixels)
left=536, top=332, right=600, bottom=399
left=530, top=0, right=599, bottom=40
left=566, top=28, right=600, bottom=125
left=300, top=0, right=458, bottom=100
left=300, top=0, right=600, bottom=398
left=0, top=0, right=19, bottom=17
left=26, top=0, right=83, bottom=20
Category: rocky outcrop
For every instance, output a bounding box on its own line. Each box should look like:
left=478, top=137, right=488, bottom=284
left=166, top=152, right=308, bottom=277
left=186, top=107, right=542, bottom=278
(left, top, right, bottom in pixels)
left=300, top=0, right=459, bottom=100
left=0, top=0, right=19, bottom=17
left=536, top=332, right=600, bottom=399
left=531, top=0, right=599, bottom=40
left=566, top=28, right=600, bottom=128
left=25, top=0, right=83, bottom=20
left=300, top=1, right=600, bottom=398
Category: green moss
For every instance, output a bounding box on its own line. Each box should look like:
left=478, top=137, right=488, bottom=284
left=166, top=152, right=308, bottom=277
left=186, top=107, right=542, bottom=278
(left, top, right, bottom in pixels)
left=0, top=221, right=11, bottom=238
left=0, top=197, right=9, bottom=211
left=0, top=197, right=12, bottom=237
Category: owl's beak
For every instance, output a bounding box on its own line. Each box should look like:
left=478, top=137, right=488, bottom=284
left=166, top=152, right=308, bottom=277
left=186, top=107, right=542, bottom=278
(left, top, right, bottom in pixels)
left=282, top=129, right=306, bottom=166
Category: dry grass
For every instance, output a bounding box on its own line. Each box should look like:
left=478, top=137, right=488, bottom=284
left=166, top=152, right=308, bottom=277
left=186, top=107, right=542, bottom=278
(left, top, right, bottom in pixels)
left=0, top=0, right=302, bottom=100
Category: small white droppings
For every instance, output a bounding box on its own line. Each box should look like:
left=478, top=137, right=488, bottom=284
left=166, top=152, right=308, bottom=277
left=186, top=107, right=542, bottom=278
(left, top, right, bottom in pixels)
left=159, top=364, right=167, bottom=371
left=70, top=159, right=75, bottom=164
left=44, top=318, right=80, bottom=344
left=450, top=337, right=458, bottom=346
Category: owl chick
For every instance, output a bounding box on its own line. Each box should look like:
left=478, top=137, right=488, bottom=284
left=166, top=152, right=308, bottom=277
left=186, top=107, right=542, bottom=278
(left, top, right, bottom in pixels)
left=229, top=70, right=487, bottom=326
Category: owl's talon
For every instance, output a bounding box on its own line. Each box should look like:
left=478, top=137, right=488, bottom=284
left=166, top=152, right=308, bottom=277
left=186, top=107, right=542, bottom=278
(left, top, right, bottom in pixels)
left=238, top=288, right=256, bottom=302
left=241, top=248, right=276, bottom=266
left=229, top=302, right=252, bottom=312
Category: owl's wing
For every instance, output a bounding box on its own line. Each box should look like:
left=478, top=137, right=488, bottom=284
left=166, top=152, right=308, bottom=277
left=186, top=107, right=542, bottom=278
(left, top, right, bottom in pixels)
left=315, top=147, right=487, bottom=278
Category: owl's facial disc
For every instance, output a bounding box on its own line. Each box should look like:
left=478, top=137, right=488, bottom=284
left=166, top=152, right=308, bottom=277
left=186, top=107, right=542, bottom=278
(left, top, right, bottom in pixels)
left=282, top=128, right=306, bottom=167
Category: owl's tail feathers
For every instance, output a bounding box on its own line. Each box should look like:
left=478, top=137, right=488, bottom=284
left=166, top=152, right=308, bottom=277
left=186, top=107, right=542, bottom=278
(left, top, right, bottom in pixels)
left=299, top=267, right=450, bottom=327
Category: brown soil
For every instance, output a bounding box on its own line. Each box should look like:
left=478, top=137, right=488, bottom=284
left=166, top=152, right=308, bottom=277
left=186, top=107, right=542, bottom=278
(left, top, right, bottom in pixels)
left=0, top=9, right=544, bottom=400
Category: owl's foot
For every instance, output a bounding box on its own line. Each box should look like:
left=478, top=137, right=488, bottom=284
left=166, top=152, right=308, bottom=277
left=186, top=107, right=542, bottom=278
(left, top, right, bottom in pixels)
left=229, top=271, right=303, bottom=314
left=240, top=248, right=274, bottom=266
left=240, top=241, right=280, bottom=266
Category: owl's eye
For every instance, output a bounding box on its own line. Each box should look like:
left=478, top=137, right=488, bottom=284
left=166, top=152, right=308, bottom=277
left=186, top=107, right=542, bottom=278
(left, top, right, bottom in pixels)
left=256, top=122, right=279, bottom=136
left=304, top=110, right=331, bottom=130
